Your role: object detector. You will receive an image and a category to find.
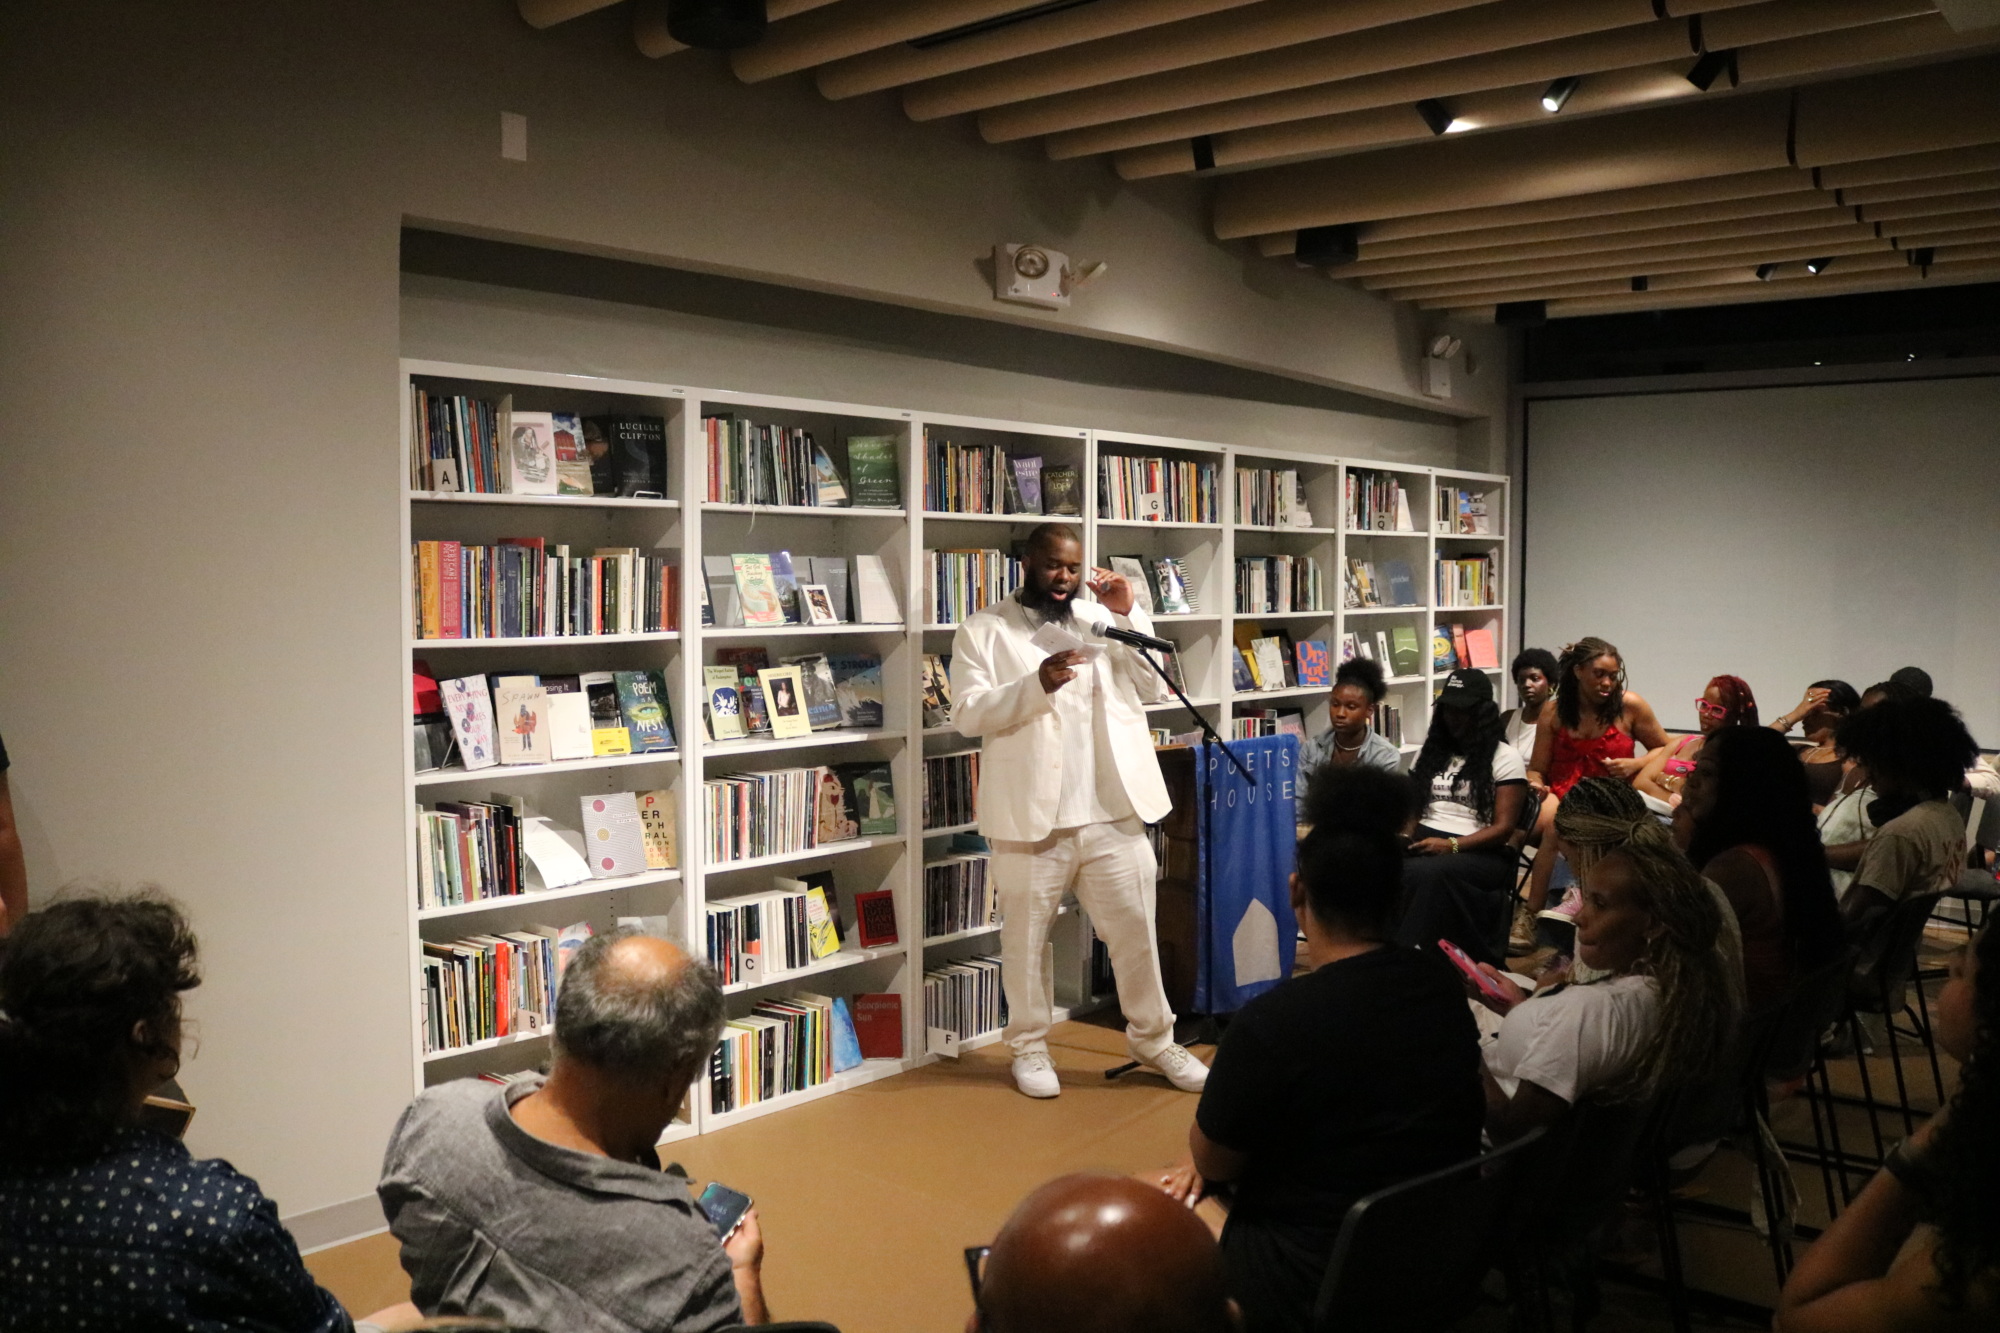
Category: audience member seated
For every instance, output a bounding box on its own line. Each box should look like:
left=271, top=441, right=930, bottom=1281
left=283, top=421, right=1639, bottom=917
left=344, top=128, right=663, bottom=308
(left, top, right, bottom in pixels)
left=1155, top=765, right=1483, bottom=1333
left=1775, top=921, right=2000, bottom=1330
left=1505, top=648, right=1558, bottom=765
left=1674, top=727, right=1846, bottom=1011
left=379, top=930, right=766, bottom=1331
left=1883, top=665, right=2000, bottom=802
left=1518, top=637, right=1669, bottom=942
left=1297, top=657, right=1401, bottom=800
left=1470, top=831, right=1738, bottom=1145
left=1396, top=668, right=1530, bottom=966
left=1770, top=680, right=1861, bottom=808
left=1548, top=778, right=1744, bottom=989
left=970, top=1173, right=1237, bottom=1333
left=1831, top=697, right=1977, bottom=966
left=0, top=894, right=413, bottom=1332
left=1631, top=675, right=1758, bottom=806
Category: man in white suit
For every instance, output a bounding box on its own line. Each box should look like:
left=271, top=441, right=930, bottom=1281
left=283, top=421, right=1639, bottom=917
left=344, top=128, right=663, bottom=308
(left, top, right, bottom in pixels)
left=950, top=524, right=1209, bottom=1099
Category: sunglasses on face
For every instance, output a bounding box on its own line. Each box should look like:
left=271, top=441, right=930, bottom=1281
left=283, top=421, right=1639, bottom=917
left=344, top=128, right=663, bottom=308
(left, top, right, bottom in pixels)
left=1695, top=699, right=1730, bottom=721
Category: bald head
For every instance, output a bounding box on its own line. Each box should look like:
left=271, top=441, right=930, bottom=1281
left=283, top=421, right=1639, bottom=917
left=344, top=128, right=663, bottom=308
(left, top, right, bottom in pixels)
left=1025, top=522, right=1080, bottom=557
left=553, top=928, right=724, bottom=1084
left=977, top=1174, right=1234, bottom=1333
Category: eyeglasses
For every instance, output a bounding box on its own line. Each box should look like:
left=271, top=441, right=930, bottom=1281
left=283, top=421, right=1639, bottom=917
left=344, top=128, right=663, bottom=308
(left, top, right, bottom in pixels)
left=1695, top=698, right=1730, bottom=721
left=965, top=1245, right=990, bottom=1327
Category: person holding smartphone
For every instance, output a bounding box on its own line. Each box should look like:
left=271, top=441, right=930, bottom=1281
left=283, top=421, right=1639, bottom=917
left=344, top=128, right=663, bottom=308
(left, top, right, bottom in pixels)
left=950, top=523, right=1207, bottom=1100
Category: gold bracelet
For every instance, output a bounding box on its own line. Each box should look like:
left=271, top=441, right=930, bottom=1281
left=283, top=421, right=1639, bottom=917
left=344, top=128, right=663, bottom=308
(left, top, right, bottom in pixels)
left=1448, top=836, right=1460, bottom=854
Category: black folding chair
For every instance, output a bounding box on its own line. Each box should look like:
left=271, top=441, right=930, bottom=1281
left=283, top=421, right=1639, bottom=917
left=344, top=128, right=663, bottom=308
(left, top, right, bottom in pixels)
left=1846, top=889, right=1951, bottom=1145
left=1310, top=1128, right=1548, bottom=1333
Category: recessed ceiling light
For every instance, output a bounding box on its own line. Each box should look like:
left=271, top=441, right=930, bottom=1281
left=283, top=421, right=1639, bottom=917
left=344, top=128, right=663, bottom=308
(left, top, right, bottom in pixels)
left=1415, top=99, right=1456, bottom=136
left=1541, top=77, right=1580, bottom=113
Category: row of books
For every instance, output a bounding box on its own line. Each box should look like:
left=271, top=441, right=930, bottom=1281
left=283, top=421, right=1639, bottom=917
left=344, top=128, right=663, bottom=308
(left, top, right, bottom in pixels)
left=1234, top=466, right=1316, bottom=528
left=419, top=669, right=675, bottom=773
left=705, top=874, right=844, bottom=986
left=1433, top=625, right=1501, bottom=672
left=925, top=548, right=1023, bottom=625
left=922, top=436, right=1083, bottom=516
left=408, top=389, right=666, bottom=498
left=702, top=763, right=896, bottom=863
left=1106, top=555, right=1199, bottom=615
left=923, top=752, right=980, bottom=830
left=702, top=416, right=899, bottom=509
left=1436, top=555, right=1499, bottom=607
left=416, top=789, right=677, bottom=911
left=702, top=552, right=901, bottom=628
left=420, top=921, right=591, bottom=1054
left=1232, top=710, right=1306, bottom=741
left=701, top=650, right=884, bottom=742
left=1228, top=627, right=1331, bottom=693
left=1098, top=455, right=1218, bottom=523
left=1343, top=626, right=1427, bottom=677
left=1343, top=557, right=1420, bottom=609
left=1235, top=554, right=1325, bottom=615
left=708, top=992, right=840, bottom=1114
left=923, top=855, right=995, bottom=939
left=1375, top=701, right=1406, bottom=747
left=923, top=954, right=1007, bottom=1042
left=1346, top=469, right=1416, bottom=532
left=414, top=541, right=681, bottom=641
left=1435, top=486, right=1494, bottom=535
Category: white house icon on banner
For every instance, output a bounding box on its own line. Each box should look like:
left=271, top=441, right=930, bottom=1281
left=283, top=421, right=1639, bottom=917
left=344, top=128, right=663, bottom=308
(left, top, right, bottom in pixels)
left=1232, top=898, right=1282, bottom=987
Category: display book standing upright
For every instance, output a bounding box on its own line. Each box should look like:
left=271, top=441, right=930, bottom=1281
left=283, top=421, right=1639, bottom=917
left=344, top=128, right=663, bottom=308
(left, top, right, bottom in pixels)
left=398, top=360, right=1510, bottom=1140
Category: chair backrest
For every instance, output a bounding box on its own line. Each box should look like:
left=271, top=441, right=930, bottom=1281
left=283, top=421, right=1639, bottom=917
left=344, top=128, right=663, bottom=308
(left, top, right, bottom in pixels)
left=1312, top=1128, right=1548, bottom=1333
left=1766, top=948, right=1858, bottom=1081
left=1853, top=890, right=1949, bottom=1014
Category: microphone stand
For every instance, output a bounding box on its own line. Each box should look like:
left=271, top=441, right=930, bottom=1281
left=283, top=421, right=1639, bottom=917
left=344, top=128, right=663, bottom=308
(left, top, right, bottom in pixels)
left=1103, top=641, right=1244, bottom=1080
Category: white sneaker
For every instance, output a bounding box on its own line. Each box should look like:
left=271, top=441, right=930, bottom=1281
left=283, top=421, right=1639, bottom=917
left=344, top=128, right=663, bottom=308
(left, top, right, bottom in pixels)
left=1011, top=1052, right=1060, bottom=1098
left=1135, top=1042, right=1209, bottom=1093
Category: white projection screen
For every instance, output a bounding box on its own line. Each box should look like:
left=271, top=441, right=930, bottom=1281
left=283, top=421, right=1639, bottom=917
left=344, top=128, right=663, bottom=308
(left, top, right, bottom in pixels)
left=1523, top=376, right=2000, bottom=743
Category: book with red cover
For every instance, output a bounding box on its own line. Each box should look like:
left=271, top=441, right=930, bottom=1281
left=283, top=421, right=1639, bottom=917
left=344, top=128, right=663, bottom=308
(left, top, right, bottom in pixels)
left=1464, top=627, right=1499, bottom=670
left=853, top=992, right=903, bottom=1059
left=439, top=540, right=463, bottom=639
left=853, top=889, right=898, bottom=947
left=1450, top=624, right=1471, bottom=671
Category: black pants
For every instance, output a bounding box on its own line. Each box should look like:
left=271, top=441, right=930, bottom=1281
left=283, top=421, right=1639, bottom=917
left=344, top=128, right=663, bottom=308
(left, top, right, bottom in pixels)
left=1394, top=835, right=1518, bottom=967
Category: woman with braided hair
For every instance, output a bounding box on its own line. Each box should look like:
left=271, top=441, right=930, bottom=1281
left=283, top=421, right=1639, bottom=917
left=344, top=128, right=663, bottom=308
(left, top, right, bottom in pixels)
left=1515, top=637, right=1670, bottom=948
left=1777, top=920, right=2000, bottom=1328
left=1467, top=807, right=1740, bottom=1144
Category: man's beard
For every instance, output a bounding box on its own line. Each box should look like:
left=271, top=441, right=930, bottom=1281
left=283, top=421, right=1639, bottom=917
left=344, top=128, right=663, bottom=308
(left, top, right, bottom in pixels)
left=1018, top=578, right=1075, bottom=624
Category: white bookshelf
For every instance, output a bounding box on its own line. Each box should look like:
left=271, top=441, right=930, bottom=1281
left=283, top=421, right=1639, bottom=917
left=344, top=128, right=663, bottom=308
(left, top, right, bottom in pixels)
left=396, top=359, right=1510, bottom=1140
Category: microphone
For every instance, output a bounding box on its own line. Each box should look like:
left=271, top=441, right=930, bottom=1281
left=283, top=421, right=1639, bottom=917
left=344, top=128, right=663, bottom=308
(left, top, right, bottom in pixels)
left=1090, top=622, right=1175, bottom=654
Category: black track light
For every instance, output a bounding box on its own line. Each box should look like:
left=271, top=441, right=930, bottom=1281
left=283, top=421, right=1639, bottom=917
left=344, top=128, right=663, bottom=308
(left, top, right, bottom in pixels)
left=1806, top=257, right=1835, bottom=275
left=1295, top=224, right=1360, bottom=268
left=1909, top=247, right=1936, bottom=267
left=666, top=0, right=767, bottom=50
left=1495, top=300, right=1547, bottom=328
left=1755, top=263, right=1777, bottom=281
left=1541, top=76, right=1580, bottom=113
left=1415, top=99, right=1455, bottom=136
left=1685, top=48, right=1736, bottom=91
left=1630, top=276, right=1648, bottom=292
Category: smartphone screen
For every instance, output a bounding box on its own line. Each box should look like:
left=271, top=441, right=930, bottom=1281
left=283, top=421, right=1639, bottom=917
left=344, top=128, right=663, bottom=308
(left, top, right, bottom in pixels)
left=697, top=1181, right=752, bottom=1238
left=1438, top=938, right=1508, bottom=1003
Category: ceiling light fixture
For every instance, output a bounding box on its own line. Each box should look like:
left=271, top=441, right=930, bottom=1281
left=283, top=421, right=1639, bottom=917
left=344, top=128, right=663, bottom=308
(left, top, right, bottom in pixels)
left=666, top=0, right=767, bottom=49
left=1806, top=257, right=1835, bottom=274
left=1415, top=99, right=1456, bottom=136
left=1685, top=48, right=1736, bottom=91
left=1909, top=247, right=1936, bottom=266
left=1427, top=334, right=1463, bottom=359
left=1755, top=263, right=1777, bottom=281
left=1630, top=276, right=1648, bottom=292
left=1541, top=77, right=1580, bottom=113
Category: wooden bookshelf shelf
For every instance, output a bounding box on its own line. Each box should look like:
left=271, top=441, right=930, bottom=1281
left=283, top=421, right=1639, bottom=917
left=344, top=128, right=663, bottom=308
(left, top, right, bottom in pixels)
left=417, top=868, right=682, bottom=921
left=415, top=750, right=680, bottom=787
left=398, top=358, right=1510, bottom=1136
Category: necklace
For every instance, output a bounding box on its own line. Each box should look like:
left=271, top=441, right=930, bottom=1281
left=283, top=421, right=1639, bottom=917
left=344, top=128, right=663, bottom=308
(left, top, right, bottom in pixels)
left=1334, top=735, right=1365, bottom=753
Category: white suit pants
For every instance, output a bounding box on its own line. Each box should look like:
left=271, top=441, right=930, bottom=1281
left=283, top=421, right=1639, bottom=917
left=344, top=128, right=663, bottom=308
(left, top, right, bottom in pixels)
left=992, top=817, right=1175, bottom=1060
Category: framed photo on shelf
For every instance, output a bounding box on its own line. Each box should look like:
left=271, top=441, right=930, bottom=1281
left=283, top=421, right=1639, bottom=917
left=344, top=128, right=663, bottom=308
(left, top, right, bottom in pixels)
left=801, top=583, right=841, bottom=625
left=759, top=665, right=814, bottom=739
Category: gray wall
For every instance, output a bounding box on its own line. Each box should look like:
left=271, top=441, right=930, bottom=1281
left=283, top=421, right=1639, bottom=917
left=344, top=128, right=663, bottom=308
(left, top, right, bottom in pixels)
left=0, top=0, right=1502, bottom=1233
left=1523, top=376, right=2000, bottom=739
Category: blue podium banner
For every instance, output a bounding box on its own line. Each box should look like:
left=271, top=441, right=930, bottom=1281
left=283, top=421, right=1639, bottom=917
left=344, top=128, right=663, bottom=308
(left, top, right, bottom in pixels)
left=1193, top=734, right=1300, bottom=1014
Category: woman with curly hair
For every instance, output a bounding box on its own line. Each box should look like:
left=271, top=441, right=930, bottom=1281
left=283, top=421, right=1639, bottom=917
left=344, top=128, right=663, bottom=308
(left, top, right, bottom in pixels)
left=1394, top=667, right=1530, bottom=966
left=1674, top=726, right=1846, bottom=1011
left=0, top=893, right=417, bottom=1331
left=1776, top=921, right=2000, bottom=1327
left=1297, top=656, right=1402, bottom=801
left=1515, top=638, right=1670, bottom=947
left=1469, top=817, right=1739, bottom=1143
left=1632, top=674, right=1759, bottom=806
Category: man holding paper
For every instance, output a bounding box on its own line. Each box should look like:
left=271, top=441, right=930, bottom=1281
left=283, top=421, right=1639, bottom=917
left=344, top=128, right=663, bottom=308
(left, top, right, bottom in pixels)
left=950, top=523, right=1208, bottom=1099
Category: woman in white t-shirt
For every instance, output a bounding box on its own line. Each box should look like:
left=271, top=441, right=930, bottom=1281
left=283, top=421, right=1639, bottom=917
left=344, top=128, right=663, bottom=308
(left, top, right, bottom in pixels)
left=1503, top=647, right=1558, bottom=766
left=1394, top=668, right=1530, bottom=965
left=1468, top=829, right=1740, bottom=1142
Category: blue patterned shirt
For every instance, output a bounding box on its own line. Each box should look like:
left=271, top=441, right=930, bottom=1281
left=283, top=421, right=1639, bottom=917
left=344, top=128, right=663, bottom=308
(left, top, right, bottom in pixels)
left=0, top=1127, right=353, bottom=1333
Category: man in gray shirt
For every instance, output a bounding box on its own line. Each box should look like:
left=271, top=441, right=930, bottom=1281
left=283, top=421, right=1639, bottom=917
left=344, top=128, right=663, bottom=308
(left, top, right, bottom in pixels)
left=379, top=931, right=768, bottom=1330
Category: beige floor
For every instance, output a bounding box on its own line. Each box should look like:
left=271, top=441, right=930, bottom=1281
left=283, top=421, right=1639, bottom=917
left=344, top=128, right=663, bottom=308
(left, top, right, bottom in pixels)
left=307, top=947, right=1966, bottom=1333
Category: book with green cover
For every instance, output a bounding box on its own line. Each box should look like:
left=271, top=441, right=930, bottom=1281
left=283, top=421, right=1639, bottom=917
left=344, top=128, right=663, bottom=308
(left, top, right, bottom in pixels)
left=846, top=436, right=900, bottom=508
left=1042, top=465, right=1081, bottom=516
left=1390, top=625, right=1423, bottom=677
left=612, top=669, right=676, bottom=752
left=731, top=553, right=786, bottom=627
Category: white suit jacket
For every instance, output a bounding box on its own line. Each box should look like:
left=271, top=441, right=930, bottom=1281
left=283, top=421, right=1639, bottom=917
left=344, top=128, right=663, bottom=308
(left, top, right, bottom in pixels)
left=949, top=593, right=1171, bottom=842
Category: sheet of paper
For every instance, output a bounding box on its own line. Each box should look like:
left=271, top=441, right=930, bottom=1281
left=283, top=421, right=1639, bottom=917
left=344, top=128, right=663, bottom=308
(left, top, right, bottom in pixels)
left=1028, top=620, right=1104, bottom=659
left=521, top=816, right=593, bottom=890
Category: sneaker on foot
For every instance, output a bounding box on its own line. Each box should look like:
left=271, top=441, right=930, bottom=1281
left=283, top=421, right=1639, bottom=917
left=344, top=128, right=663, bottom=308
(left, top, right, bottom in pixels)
left=1508, top=902, right=1538, bottom=953
left=1537, top=887, right=1582, bottom=925
left=1011, top=1052, right=1060, bottom=1098
left=1134, top=1042, right=1209, bottom=1093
